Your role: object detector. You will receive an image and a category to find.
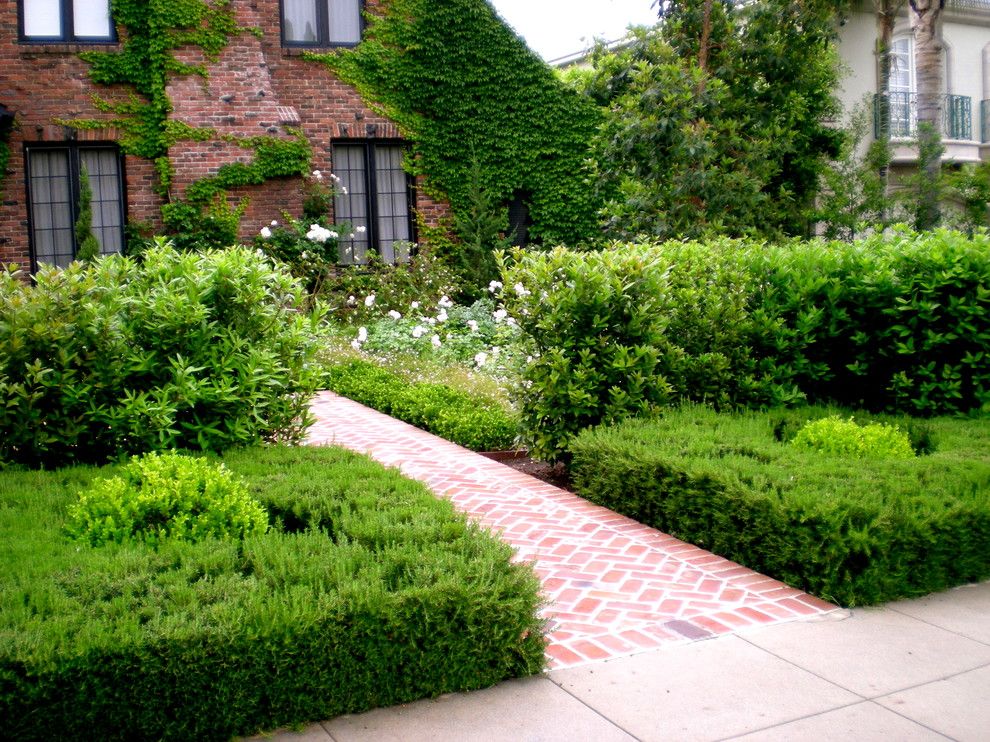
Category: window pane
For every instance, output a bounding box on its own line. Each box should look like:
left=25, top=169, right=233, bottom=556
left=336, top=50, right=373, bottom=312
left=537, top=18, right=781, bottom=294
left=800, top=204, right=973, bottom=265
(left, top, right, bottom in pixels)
left=23, top=0, right=62, bottom=37
left=74, top=0, right=113, bottom=38
left=28, top=150, right=74, bottom=268
left=80, top=149, right=123, bottom=255
left=333, top=145, right=369, bottom=265
left=327, top=0, right=361, bottom=44
left=374, top=146, right=410, bottom=264
left=890, top=38, right=912, bottom=93
left=284, top=0, right=319, bottom=43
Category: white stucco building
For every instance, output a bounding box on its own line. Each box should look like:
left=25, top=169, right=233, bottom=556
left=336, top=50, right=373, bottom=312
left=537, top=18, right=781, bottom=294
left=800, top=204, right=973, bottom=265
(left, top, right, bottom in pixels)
left=836, top=0, right=990, bottom=163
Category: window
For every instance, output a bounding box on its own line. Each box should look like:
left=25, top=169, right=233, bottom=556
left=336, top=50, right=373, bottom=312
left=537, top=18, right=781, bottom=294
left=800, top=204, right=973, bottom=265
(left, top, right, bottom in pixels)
left=282, top=0, right=362, bottom=47
left=26, top=144, right=125, bottom=269
left=20, top=0, right=115, bottom=42
left=332, top=142, right=414, bottom=265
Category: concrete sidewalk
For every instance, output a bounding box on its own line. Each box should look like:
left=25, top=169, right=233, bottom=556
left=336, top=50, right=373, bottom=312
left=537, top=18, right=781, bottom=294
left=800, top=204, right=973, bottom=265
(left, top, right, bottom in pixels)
left=255, top=580, right=990, bottom=741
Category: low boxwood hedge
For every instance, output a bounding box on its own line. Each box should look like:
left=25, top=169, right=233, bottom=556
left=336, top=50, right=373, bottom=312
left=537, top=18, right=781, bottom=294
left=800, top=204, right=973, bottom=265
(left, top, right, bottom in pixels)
left=0, top=446, right=545, bottom=741
left=569, top=406, right=990, bottom=606
left=324, top=358, right=518, bottom=451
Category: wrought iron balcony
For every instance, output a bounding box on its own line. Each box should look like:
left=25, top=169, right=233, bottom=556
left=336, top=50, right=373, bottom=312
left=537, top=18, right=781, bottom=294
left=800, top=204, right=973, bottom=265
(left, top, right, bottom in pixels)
left=873, top=92, right=973, bottom=141
left=982, top=100, right=990, bottom=144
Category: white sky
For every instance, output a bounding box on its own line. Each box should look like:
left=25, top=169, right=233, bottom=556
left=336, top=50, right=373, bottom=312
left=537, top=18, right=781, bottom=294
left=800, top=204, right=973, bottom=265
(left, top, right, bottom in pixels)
left=488, top=0, right=659, bottom=62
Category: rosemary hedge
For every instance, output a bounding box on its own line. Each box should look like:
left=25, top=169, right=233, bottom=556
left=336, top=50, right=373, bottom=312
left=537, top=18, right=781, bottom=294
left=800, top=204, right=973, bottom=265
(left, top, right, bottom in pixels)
left=0, top=446, right=545, bottom=741
left=569, top=406, right=990, bottom=606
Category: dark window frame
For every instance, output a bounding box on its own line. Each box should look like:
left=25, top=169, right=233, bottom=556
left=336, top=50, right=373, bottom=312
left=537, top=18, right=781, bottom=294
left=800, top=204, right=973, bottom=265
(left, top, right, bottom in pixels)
left=332, top=139, right=416, bottom=265
left=279, top=0, right=366, bottom=49
left=18, top=0, right=118, bottom=43
left=23, top=142, right=127, bottom=273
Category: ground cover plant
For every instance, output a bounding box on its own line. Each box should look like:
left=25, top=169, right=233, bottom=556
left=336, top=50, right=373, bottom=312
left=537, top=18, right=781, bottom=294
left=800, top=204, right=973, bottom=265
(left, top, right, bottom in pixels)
left=0, top=446, right=545, bottom=741
left=0, top=243, right=324, bottom=467
left=323, top=358, right=517, bottom=451
left=500, top=228, right=990, bottom=460
left=568, top=405, right=990, bottom=606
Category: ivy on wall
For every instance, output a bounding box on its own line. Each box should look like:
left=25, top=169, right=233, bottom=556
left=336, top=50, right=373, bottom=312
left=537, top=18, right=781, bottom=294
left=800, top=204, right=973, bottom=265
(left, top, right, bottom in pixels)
left=313, top=0, right=603, bottom=246
left=63, top=0, right=310, bottom=240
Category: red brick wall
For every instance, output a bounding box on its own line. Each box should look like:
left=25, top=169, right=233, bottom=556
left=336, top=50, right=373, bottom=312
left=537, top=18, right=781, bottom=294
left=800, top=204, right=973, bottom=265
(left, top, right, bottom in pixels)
left=0, top=0, right=449, bottom=269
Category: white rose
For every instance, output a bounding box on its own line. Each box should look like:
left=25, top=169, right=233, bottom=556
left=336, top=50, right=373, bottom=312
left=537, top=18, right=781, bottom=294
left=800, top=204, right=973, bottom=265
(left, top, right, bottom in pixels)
left=259, top=226, right=272, bottom=239
left=364, top=294, right=376, bottom=307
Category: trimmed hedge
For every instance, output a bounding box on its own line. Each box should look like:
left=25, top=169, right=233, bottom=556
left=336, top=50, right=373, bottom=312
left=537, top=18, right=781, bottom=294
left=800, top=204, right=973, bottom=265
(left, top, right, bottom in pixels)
left=0, top=446, right=545, bottom=741
left=0, top=244, right=324, bottom=467
left=500, top=229, right=990, bottom=460
left=569, top=406, right=990, bottom=606
left=324, top=358, right=518, bottom=451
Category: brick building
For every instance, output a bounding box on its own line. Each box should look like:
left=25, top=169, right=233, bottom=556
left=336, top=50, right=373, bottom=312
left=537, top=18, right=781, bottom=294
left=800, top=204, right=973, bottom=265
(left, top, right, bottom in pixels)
left=0, top=0, right=449, bottom=272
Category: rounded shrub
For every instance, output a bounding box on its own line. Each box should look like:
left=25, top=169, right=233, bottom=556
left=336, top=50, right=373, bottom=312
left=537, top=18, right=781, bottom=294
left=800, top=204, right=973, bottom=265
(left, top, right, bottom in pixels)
left=66, top=451, right=268, bottom=547
left=791, top=416, right=915, bottom=459
left=0, top=242, right=325, bottom=467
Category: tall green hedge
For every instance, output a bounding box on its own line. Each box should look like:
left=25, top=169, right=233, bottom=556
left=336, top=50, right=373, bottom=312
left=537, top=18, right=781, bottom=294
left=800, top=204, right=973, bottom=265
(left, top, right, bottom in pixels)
left=500, top=229, right=990, bottom=459
left=569, top=406, right=990, bottom=606
left=321, top=0, right=602, bottom=245
left=0, top=446, right=546, bottom=741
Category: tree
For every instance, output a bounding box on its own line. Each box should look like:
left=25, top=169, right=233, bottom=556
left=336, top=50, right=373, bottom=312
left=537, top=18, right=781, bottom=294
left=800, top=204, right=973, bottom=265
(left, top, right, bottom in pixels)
left=908, top=0, right=946, bottom=229
left=587, top=0, right=844, bottom=241
left=74, top=165, right=101, bottom=263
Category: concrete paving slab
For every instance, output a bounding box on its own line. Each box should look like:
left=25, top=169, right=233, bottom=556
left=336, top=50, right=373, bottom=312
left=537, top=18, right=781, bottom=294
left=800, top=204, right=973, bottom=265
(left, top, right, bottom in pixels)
left=887, top=582, right=990, bottom=645
left=726, top=701, right=951, bottom=741
left=549, top=634, right=858, bottom=742
left=876, top=664, right=990, bottom=742
left=742, top=606, right=990, bottom=697
left=322, top=675, right=636, bottom=742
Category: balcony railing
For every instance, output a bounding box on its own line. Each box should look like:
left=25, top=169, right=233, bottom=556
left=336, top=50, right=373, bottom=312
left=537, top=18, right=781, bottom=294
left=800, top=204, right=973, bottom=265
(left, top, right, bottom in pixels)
left=873, top=93, right=972, bottom=141
left=982, top=100, right=990, bottom=144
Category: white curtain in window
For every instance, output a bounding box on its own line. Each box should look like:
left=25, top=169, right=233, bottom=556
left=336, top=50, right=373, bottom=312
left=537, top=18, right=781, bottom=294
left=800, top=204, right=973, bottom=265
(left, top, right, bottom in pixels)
left=28, top=151, right=74, bottom=267
left=375, top=146, right=410, bottom=264
left=284, top=0, right=318, bottom=42
left=23, top=0, right=62, bottom=37
left=74, top=0, right=112, bottom=38
left=333, top=145, right=369, bottom=264
left=327, top=0, right=361, bottom=44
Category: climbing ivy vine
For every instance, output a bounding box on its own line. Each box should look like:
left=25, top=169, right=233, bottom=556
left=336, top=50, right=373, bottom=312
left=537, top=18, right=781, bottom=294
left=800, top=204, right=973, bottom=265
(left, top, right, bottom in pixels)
left=62, top=0, right=310, bottom=243
left=313, top=0, right=603, bottom=246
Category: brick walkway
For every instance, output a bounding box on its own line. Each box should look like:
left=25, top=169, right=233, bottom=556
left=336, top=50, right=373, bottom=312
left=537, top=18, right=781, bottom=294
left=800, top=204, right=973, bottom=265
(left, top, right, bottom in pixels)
left=306, top=392, right=837, bottom=669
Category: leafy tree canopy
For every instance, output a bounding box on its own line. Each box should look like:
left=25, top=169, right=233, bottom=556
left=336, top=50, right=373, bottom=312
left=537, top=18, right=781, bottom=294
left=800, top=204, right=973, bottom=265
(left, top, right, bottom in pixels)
left=584, top=0, right=845, bottom=241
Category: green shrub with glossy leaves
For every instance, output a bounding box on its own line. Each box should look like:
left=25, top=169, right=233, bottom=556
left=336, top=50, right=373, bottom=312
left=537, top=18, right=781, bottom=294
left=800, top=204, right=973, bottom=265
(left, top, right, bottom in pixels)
left=791, top=416, right=915, bottom=460
left=501, top=229, right=990, bottom=460
left=0, top=243, right=324, bottom=467
left=66, top=451, right=268, bottom=547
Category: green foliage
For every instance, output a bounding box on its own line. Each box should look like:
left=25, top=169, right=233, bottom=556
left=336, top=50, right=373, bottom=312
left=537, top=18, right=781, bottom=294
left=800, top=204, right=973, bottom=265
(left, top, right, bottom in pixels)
left=585, top=0, right=843, bottom=240
left=569, top=406, right=990, bottom=606
left=160, top=194, right=247, bottom=250
left=255, top=215, right=341, bottom=297
left=73, top=166, right=101, bottom=263
left=355, top=297, right=523, bottom=373
left=792, top=416, right=915, bottom=460
left=66, top=451, right=268, bottom=547
left=943, top=163, right=990, bottom=236
left=324, top=359, right=517, bottom=451
left=0, top=243, right=324, bottom=467
left=814, top=101, right=899, bottom=241
left=500, top=230, right=990, bottom=459
left=320, top=0, right=603, bottom=245
left=321, top=250, right=462, bottom=323
left=0, top=445, right=545, bottom=741
left=497, top=245, right=677, bottom=461
left=451, top=157, right=514, bottom=295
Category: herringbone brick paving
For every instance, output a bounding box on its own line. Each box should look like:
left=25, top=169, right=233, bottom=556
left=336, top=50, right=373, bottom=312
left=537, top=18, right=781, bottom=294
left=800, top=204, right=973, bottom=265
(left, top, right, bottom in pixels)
left=306, top=392, right=837, bottom=669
